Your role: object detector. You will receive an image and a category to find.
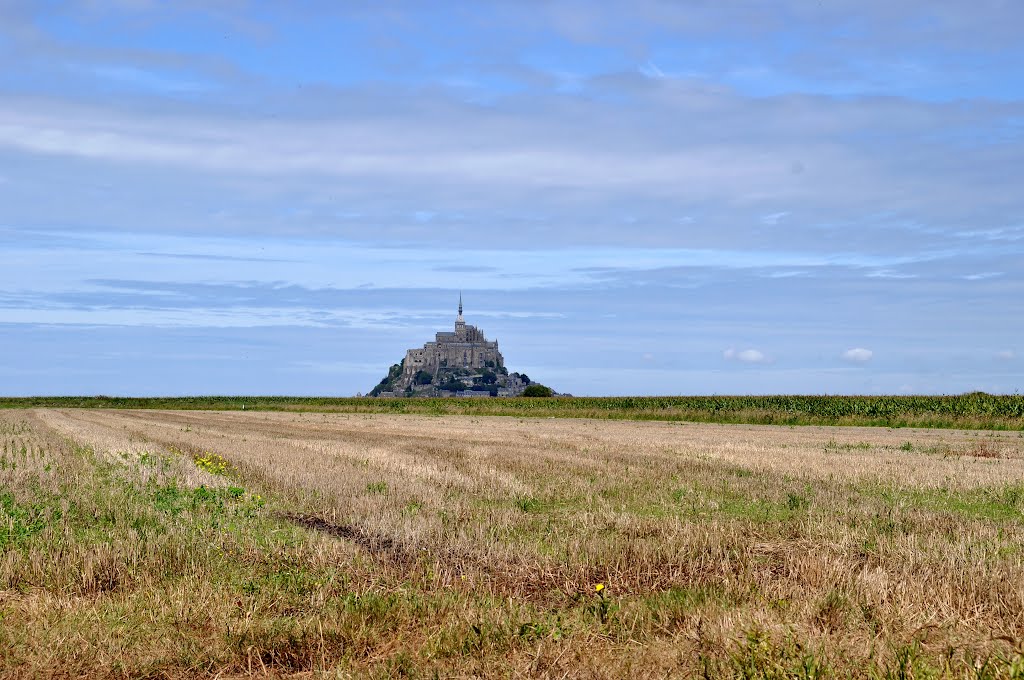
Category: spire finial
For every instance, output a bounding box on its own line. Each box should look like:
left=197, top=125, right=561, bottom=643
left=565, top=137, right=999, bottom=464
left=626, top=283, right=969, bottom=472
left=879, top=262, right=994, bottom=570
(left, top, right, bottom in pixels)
left=456, top=292, right=464, bottom=324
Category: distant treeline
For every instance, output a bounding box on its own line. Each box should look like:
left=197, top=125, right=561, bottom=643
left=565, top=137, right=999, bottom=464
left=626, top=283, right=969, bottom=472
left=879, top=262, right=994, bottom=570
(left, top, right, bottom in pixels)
left=2, top=393, right=1023, bottom=430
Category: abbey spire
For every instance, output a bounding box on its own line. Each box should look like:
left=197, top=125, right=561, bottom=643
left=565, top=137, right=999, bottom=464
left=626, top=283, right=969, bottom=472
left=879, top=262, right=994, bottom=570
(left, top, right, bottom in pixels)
left=454, top=292, right=467, bottom=340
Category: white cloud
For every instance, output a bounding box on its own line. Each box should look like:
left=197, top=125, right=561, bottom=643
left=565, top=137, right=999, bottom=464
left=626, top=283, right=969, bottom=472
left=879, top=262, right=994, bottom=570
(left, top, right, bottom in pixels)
left=760, top=211, right=789, bottom=225
left=995, top=350, right=1016, bottom=361
left=0, top=100, right=807, bottom=197
left=0, top=305, right=407, bottom=329
left=74, top=64, right=215, bottom=93
left=841, top=347, right=873, bottom=363
left=638, top=60, right=667, bottom=79
left=764, top=270, right=808, bottom=278
left=1, top=77, right=1019, bottom=247
left=866, top=269, right=916, bottom=279
left=723, top=348, right=769, bottom=364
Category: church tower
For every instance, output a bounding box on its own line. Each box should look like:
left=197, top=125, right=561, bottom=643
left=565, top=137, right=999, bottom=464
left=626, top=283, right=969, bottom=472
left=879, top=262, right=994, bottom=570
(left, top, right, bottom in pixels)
left=455, top=292, right=466, bottom=340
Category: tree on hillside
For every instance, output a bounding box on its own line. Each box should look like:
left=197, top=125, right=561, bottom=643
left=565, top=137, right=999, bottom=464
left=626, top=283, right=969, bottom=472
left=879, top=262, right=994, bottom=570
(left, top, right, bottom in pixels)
left=522, top=384, right=553, bottom=397
left=368, top=361, right=404, bottom=396
left=439, top=377, right=465, bottom=393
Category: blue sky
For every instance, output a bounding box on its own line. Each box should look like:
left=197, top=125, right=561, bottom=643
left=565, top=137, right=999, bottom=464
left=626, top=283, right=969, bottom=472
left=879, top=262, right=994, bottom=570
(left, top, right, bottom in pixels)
left=1, top=1, right=1022, bottom=396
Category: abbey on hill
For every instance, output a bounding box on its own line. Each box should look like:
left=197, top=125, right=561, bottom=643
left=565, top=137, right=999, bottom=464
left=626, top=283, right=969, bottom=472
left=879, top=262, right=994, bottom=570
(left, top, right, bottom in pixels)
left=369, top=297, right=541, bottom=397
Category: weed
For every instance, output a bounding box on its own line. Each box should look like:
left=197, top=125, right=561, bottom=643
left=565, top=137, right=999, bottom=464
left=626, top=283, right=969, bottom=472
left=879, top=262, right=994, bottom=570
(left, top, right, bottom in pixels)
left=193, top=451, right=230, bottom=475
left=514, top=496, right=541, bottom=513
left=0, top=492, right=57, bottom=548
left=366, top=481, right=388, bottom=494
left=590, top=583, right=614, bottom=625
left=787, top=491, right=810, bottom=512
left=814, top=590, right=850, bottom=632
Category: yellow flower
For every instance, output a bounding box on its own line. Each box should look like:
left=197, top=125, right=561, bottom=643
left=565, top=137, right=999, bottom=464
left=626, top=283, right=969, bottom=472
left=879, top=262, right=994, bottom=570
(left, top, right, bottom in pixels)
left=595, top=583, right=605, bottom=593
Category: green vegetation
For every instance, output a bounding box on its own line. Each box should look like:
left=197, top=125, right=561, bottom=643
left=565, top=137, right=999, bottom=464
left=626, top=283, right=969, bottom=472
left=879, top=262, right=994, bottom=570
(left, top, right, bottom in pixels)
left=368, top=359, right=404, bottom=396
left=192, top=450, right=231, bottom=475
left=3, top=392, right=1024, bottom=429
left=522, top=384, right=554, bottom=397
left=439, top=377, right=467, bottom=392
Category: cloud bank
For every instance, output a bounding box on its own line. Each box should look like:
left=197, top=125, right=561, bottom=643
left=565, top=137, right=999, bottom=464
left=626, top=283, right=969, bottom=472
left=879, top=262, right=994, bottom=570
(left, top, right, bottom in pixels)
left=724, top=349, right=770, bottom=364
left=841, top=348, right=874, bottom=363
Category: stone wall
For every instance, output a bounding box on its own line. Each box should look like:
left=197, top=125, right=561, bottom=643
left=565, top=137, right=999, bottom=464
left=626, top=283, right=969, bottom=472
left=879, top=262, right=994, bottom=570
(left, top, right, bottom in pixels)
left=401, top=321, right=503, bottom=385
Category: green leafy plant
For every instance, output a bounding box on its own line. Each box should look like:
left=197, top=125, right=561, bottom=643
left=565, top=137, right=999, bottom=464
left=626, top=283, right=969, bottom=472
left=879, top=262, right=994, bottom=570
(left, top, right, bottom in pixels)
left=366, top=481, right=388, bottom=494
left=192, top=451, right=230, bottom=475
left=593, top=583, right=612, bottom=624
left=522, top=384, right=554, bottom=398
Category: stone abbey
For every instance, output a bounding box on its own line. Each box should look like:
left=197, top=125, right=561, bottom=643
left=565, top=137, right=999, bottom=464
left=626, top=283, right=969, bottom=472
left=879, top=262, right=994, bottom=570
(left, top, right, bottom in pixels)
left=402, top=294, right=503, bottom=378
left=369, top=296, right=534, bottom=398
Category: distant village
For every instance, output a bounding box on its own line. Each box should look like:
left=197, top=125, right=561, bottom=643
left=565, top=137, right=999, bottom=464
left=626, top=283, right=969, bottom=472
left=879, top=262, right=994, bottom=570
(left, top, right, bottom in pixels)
left=368, top=297, right=553, bottom=398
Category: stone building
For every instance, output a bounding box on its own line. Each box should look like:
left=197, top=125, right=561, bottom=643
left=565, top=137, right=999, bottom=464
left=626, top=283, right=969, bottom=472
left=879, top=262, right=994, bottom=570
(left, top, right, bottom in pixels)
left=370, top=296, right=539, bottom=397
left=400, top=295, right=504, bottom=382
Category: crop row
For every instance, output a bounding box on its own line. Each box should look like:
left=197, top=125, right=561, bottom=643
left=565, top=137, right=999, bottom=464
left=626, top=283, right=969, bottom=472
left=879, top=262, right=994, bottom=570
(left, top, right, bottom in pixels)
left=2, top=393, right=1023, bottom=429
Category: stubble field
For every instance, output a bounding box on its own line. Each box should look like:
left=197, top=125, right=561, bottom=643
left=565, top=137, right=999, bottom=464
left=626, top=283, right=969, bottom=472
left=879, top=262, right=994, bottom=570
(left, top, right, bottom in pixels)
left=3, top=408, right=1024, bottom=678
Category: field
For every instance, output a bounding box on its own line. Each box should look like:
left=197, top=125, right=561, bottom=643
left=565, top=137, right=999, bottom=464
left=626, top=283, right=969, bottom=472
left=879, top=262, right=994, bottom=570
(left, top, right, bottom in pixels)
left=3, top=408, right=1024, bottom=678
left=3, top=393, right=1024, bottom=430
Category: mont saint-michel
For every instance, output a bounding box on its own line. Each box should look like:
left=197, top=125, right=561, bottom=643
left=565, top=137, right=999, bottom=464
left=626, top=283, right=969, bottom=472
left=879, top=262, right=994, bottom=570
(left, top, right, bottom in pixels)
left=369, top=297, right=546, bottom=397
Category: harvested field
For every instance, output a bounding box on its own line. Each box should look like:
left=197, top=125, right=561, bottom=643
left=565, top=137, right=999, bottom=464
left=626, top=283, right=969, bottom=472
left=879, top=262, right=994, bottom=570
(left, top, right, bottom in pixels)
left=3, top=409, right=1024, bottom=677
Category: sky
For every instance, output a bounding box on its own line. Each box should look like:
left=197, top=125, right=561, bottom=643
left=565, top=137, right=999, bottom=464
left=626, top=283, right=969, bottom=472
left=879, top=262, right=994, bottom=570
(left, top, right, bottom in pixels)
left=1, top=1, right=1022, bottom=397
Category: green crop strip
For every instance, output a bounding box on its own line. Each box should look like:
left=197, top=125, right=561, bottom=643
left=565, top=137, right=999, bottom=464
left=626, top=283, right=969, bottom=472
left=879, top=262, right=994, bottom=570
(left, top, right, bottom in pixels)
left=2, top=393, right=1024, bottom=430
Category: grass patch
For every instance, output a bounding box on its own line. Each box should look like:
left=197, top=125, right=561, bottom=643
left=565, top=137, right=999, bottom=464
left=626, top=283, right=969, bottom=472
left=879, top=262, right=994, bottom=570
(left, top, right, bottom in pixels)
left=0, top=492, right=59, bottom=549
left=871, top=483, right=1024, bottom=522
